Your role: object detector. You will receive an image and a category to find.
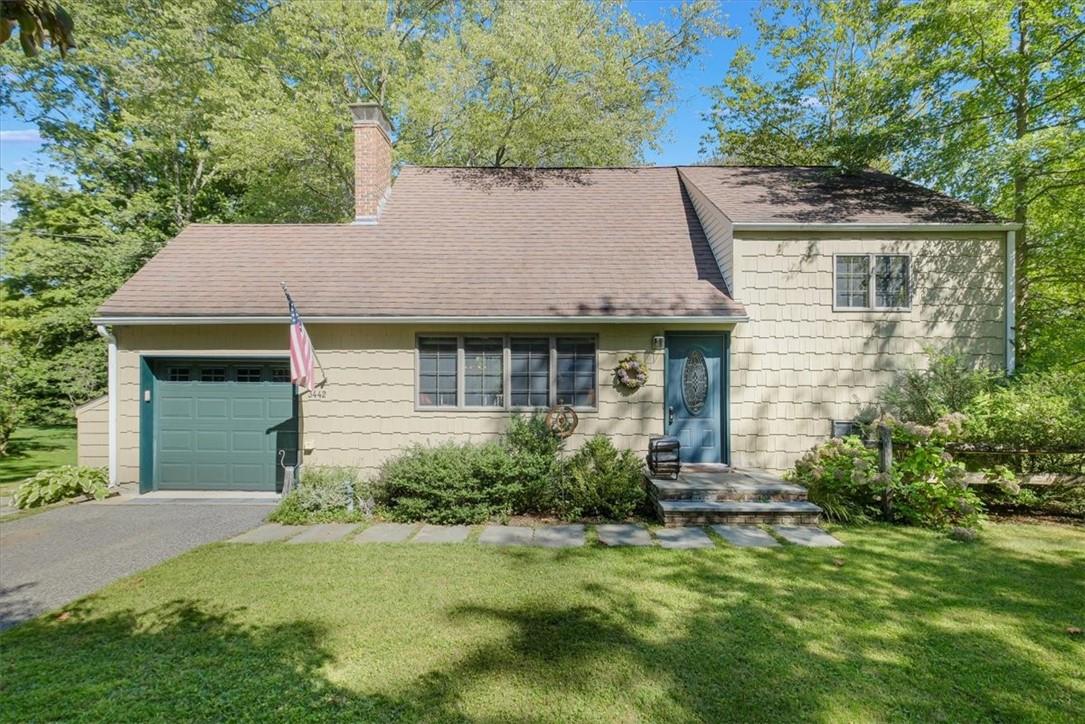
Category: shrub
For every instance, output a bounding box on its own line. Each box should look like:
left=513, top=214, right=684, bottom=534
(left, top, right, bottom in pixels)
left=787, top=436, right=883, bottom=523
left=881, top=351, right=998, bottom=425
left=376, top=442, right=524, bottom=524
left=554, top=435, right=646, bottom=520
left=268, top=465, right=372, bottom=524
left=12, top=466, right=108, bottom=509
left=504, top=413, right=564, bottom=512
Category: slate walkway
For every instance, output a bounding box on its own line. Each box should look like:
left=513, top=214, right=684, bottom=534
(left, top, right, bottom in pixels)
left=226, top=522, right=843, bottom=549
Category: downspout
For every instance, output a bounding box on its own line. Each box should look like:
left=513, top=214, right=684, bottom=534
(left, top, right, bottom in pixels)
left=95, top=325, right=119, bottom=487
left=1005, top=230, right=1016, bottom=375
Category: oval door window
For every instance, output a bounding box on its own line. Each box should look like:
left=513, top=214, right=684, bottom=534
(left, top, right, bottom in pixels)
left=682, top=349, right=708, bottom=415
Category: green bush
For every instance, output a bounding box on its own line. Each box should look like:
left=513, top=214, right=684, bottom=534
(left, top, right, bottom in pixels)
left=376, top=442, right=524, bottom=524
left=505, top=413, right=564, bottom=512
left=554, top=435, right=646, bottom=520
left=881, top=351, right=998, bottom=425
left=787, top=436, right=883, bottom=523
left=11, top=466, right=108, bottom=509
left=269, top=465, right=372, bottom=524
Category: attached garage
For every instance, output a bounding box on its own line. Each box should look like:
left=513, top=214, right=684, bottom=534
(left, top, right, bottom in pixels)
left=139, top=358, right=299, bottom=493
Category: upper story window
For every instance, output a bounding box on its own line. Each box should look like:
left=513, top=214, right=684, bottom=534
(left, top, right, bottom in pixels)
left=835, top=253, right=911, bottom=310
left=417, top=335, right=597, bottom=410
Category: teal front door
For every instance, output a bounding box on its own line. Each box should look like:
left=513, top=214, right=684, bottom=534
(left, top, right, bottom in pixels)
left=665, top=334, right=727, bottom=464
left=149, top=359, right=298, bottom=491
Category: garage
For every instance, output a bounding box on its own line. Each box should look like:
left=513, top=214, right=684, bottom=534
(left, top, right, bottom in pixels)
left=141, top=359, right=299, bottom=492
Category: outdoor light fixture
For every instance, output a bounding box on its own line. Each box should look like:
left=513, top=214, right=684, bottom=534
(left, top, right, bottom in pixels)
left=652, top=335, right=665, bottom=351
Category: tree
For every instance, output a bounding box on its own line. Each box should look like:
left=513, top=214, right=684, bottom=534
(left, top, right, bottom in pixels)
left=704, top=0, right=1085, bottom=368
left=1, top=0, right=75, bottom=57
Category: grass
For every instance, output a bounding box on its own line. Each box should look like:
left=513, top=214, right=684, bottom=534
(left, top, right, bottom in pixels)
left=1, top=523, right=1082, bottom=722
left=0, top=426, right=77, bottom=494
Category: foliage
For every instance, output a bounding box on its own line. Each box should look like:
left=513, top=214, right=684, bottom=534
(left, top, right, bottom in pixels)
left=554, top=435, right=646, bottom=520
left=788, top=436, right=883, bottom=523
left=0, top=343, right=25, bottom=455
left=504, top=413, right=565, bottom=513
left=1, top=0, right=76, bottom=57
left=268, top=465, right=372, bottom=525
left=376, top=442, right=524, bottom=524
left=880, top=352, right=999, bottom=426
left=704, top=0, right=1085, bottom=367
left=10, top=464, right=107, bottom=509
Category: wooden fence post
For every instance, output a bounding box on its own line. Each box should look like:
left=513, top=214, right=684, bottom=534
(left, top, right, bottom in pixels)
left=878, top=424, right=893, bottom=518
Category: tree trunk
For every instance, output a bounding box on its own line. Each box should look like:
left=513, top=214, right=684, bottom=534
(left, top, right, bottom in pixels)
left=1012, top=1, right=1029, bottom=361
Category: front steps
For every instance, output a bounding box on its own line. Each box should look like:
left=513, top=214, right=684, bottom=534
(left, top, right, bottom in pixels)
left=648, top=468, right=822, bottom=527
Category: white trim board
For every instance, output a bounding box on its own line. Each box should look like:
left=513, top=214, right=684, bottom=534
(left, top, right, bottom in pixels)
left=732, top=222, right=1021, bottom=232
left=91, top=315, right=750, bottom=326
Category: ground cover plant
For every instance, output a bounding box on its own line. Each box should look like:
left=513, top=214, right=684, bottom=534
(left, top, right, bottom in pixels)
left=0, top=523, right=1081, bottom=722
left=269, top=465, right=374, bottom=525
left=9, top=465, right=108, bottom=510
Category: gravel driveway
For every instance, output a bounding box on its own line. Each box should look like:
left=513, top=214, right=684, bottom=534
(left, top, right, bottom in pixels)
left=0, top=500, right=272, bottom=630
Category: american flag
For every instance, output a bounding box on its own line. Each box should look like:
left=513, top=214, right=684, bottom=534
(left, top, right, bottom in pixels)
left=284, top=288, right=317, bottom=392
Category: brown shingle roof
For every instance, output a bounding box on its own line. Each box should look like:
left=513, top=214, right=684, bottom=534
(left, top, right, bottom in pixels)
left=678, top=166, right=1002, bottom=224
left=98, top=167, right=744, bottom=319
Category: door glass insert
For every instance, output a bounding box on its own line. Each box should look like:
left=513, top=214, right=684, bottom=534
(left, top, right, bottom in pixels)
left=682, top=349, right=708, bottom=415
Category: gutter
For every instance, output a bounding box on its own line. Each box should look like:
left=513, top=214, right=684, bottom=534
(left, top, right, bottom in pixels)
left=731, top=222, right=1022, bottom=232
left=95, top=325, right=118, bottom=487
left=90, top=314, right=751, bottom=326
left=1005, top=230, right=1016, bottom=375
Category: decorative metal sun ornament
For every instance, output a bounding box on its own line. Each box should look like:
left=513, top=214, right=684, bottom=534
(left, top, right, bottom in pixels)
left=545, top=404, right=579, bottom=439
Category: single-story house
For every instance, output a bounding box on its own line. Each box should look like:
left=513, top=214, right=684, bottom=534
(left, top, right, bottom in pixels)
left=88, top=103, right=1018, bottom=493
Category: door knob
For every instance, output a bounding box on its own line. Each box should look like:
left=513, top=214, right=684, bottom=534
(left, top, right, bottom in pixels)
left=668, top=405, right=675, bottom=426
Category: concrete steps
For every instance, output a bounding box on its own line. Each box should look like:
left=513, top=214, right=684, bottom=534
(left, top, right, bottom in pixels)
left=647, top=468, right=822, bottom=527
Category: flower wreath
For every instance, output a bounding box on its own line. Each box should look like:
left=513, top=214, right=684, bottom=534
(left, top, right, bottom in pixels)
left=614, top=354, right=648, bottom=391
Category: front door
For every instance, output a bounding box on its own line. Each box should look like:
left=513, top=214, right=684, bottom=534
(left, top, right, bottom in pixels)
left=666, top=334, right=727, bottom=464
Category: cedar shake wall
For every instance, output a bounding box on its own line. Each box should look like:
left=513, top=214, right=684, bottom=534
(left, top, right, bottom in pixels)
left=728, top=230, right=1007, bottom=472
left=76, top=395, right=109, bottom=468
left=114, top=323, right=732, bottom=483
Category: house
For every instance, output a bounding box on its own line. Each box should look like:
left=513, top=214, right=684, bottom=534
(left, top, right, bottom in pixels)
left=88, top=103, right=1017, bottom=493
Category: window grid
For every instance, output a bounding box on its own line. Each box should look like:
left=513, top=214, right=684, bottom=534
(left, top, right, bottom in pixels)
left=417, top=335, right=596, bottom=410
left=167, top=367, right=191, bottom=382
left=271, top=368, right=291, bottom=383
left=236, top=367, right=263, bottom=383
left=834, top=253, right=912, bottom=310
left=200, top=367, right=227, bottom=383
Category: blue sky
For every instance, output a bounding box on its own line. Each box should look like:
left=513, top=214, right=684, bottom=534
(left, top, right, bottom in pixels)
left=0, top=1, right=766, bottom=221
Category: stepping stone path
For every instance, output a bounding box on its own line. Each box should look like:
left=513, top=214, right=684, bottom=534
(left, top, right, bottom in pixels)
left=597, top=524, right=653, bottom=547
left=772, top=525, right=844, bottom=547
left=412, top=524, right=471, bottom=544
left=479, top=526, right=534, bottom=546
left=655, top=526, right=714, bottom=549
left=711, top=524, right=780, bottom=548
left=227, top=523, right=306, bottom=544
left=288, top=523, right=358, bottom=544
left=533, top=524, right=586, bottom=548
left=355, top=523, right=416, bottom=543
left=227, top=521, right=845, bottom=549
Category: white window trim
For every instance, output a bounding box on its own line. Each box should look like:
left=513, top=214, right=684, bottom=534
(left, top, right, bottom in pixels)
left=414, top=333, right=599, bottom=412
left=832, top=252, right=912, bottom=312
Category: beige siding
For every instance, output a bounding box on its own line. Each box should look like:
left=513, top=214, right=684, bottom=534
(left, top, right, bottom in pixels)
left=681, top=172, right=734, bottom=292
left=729, top=231, right=1007, bottom=472
left=114, top=323, right=734, bottom=483
left=76, top=395, right=109, bottom=468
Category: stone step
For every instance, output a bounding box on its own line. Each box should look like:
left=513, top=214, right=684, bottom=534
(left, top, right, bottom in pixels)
left=648, top=475, right=808, bottom=503
left=655, top=500, right=822, bottom=527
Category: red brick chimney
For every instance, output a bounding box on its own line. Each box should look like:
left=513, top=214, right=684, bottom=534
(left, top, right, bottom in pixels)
left=349, top=102, right=393, bottom=223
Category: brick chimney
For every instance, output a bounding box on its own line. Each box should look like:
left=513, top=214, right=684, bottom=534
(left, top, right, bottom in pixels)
left=349, top=102, right=393, bottom=223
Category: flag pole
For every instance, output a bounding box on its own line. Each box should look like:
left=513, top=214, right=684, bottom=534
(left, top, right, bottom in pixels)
left=281, top=281, right=328, bottom=386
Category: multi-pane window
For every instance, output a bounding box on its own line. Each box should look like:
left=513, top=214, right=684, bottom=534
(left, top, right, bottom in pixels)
left=167, top=367, right=191, bottom=382
left=835, top=255, right=870, bottom=308
left=875, top=255, right=910, bottom=308
left=511, top=338, right=550, bottom=407
left=271, top=367, right=291, bottom=383
left=835, top=253, right=911, bottom=310
left=236, top=367, right=263, bottom=383
left=200, top=367, right=226, bottom=382
left=556, top=338, right=596, bottom=408
left=464, top=337, right=504, bottom=407
left=418, top=337, right=458, bottom=407
left=417, top=336, right=596, bottom=410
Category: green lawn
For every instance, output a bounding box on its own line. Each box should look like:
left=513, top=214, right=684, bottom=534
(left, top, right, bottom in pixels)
left=0, top=426, right=77, bottom=493
left=1, top=523, right=1082, bottom=722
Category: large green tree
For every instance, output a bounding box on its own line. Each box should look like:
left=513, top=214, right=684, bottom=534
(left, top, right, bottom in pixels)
left=1, top=0, right=721, bottom=422
left=705, top=0, right=1085, bottom=368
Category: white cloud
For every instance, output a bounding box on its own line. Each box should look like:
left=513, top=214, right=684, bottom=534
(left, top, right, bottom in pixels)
left=0, top=129, right=43, bottom=143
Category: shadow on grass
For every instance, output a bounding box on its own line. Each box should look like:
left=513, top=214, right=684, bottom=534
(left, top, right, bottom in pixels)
left=0, top=427, right=77, bottom=486
left=1, top=526, right=1081, bottom=721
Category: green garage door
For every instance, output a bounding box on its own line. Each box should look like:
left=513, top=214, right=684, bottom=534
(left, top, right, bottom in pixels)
left=151, top=359, right=299, bottom=492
